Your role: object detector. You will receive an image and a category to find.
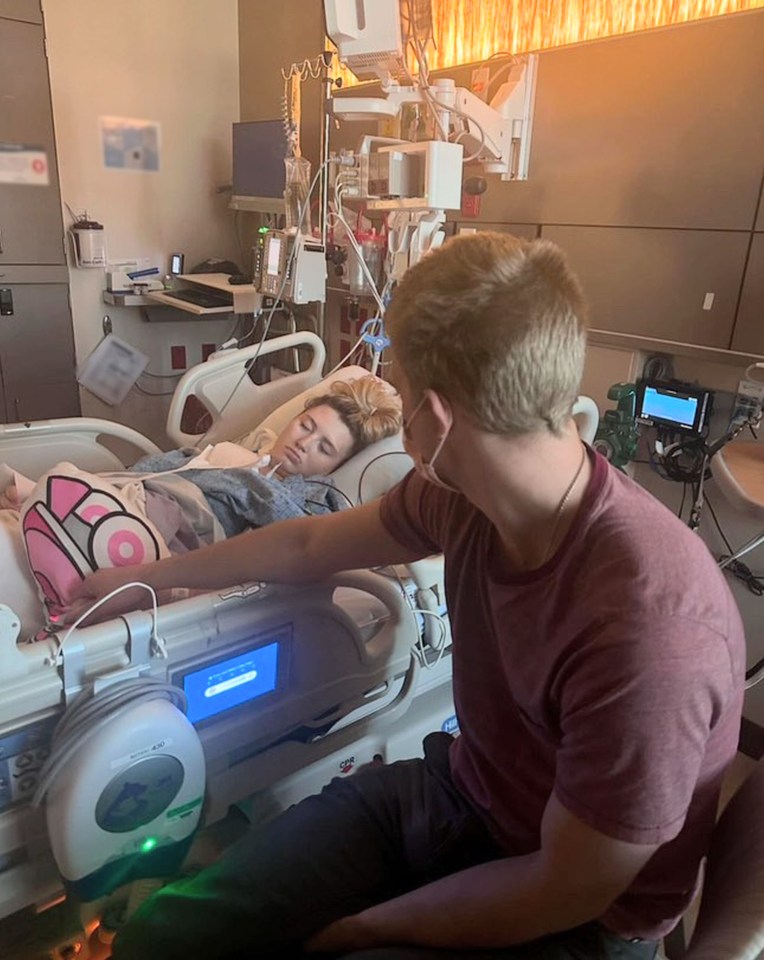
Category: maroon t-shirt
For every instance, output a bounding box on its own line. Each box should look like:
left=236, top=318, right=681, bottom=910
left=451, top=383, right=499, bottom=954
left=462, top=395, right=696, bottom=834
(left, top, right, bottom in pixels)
left=379, top=449, right=745, bottom=941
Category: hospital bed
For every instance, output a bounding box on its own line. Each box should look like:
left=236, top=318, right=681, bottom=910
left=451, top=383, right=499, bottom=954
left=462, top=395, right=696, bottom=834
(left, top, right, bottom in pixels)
left=0, top=332, right=598, bottom=955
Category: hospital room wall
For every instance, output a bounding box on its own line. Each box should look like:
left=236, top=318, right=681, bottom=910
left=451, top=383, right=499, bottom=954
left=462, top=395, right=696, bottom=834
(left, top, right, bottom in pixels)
left=41, top=0, right=241, bottom=447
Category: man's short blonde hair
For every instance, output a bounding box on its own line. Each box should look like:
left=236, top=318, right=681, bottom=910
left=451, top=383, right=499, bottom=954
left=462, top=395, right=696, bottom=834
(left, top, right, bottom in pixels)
left=386, top=232, right=588, bottom=436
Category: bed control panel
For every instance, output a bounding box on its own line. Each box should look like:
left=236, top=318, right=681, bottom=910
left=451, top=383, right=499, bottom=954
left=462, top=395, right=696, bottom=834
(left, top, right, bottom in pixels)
left=0, top=717, right=56, bottom=814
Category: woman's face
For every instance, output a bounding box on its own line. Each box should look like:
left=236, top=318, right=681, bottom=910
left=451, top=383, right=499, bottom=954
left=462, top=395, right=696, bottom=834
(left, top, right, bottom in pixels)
left=270, top=404, right=355, bottom=477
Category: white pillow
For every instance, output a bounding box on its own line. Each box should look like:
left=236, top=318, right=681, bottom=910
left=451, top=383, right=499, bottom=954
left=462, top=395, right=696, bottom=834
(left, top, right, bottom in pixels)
left=331, top=432, right=411, bottom=506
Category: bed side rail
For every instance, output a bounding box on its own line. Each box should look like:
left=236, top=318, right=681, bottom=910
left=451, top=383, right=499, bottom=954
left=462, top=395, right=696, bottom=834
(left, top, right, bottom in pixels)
left=166, top=332, right=326, bottom=447
left=0, top=418, right=161, bottom=479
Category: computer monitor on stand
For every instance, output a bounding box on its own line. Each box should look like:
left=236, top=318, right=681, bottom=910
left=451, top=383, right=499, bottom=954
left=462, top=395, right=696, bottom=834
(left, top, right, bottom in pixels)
left=230, top=119, right=287, bottom=215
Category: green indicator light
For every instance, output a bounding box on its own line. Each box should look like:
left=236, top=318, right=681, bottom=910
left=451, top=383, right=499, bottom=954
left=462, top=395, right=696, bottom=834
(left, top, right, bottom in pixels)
left=141, top=837, right=158, bottom=854
left=258, top=226, right=269, bottom=234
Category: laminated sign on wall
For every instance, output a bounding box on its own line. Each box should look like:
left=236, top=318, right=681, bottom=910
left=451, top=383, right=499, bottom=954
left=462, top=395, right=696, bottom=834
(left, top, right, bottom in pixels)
left=0, top=144, right=50, bottom=186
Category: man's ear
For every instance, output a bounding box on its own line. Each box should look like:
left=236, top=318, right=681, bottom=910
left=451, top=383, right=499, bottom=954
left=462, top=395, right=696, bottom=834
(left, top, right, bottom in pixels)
left=424, top=389, right=454, bottom=438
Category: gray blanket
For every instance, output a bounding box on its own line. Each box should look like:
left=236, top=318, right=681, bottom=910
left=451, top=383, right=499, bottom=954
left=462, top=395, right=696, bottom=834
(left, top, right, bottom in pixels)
left=131, top=449, right=348, bottom=538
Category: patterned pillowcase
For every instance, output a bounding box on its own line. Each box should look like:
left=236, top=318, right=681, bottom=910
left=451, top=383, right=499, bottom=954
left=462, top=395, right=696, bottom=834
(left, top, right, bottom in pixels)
left=21, top=463, right=168, bottom=620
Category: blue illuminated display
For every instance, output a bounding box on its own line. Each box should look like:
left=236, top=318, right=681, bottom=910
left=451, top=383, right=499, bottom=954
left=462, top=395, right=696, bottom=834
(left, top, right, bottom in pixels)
left=642, top=386, right=699, bottom=428
left=183, top=641, right=280, bottom=724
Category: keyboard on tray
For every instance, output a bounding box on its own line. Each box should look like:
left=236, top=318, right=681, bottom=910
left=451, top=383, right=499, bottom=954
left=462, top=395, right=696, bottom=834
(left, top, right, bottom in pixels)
left=162, top=288, right=232, bottom=309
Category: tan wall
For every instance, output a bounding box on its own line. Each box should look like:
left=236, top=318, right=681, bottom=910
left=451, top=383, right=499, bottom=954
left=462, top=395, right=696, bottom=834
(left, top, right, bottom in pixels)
left=43, top=0, right=241, bottom=445
left=449, top=11, right=764, bottom=355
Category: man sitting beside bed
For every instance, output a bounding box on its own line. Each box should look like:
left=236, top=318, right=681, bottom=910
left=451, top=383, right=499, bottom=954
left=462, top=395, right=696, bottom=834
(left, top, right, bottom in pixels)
left=3, top=375, right=401, bottom=621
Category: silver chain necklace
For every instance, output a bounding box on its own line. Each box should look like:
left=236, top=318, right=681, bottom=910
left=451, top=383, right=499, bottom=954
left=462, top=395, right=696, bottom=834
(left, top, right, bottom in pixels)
left=542, top=443, right=587, bottom=564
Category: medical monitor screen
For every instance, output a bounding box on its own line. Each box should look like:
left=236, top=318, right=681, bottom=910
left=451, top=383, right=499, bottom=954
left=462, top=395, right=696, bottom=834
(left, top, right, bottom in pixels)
left=231, top=119, right=287, bottom=214
left=266, top=235, right=282, bottom=277
left=636, top=380, right=712, bottom=434
left=176, top=628, right=289, bottom=726
left=642, top=387, right=698, bottom=428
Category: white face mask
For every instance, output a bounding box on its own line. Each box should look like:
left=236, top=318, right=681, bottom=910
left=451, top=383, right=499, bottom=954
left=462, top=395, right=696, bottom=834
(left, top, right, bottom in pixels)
left=403, top=395, right=459, bottom=493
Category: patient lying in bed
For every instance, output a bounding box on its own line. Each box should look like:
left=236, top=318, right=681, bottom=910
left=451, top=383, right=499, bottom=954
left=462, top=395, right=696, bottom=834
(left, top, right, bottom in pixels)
left=125, top=375, right=401, bottom=545
left=3, top=376, right=401, bottom=623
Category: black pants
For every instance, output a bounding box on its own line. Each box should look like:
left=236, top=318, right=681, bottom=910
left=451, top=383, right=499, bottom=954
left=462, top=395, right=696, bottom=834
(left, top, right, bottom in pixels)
left=111, top=734, right=657, bottom=960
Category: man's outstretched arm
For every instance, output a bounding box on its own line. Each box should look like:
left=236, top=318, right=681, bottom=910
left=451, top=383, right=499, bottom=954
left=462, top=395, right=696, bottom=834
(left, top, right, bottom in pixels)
left=67, top=500, right=424, bottom=621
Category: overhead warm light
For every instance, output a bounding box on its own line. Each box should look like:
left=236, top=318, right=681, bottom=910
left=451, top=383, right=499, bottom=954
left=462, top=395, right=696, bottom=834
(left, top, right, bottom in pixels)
left=332, top=0, right=762, bottom=86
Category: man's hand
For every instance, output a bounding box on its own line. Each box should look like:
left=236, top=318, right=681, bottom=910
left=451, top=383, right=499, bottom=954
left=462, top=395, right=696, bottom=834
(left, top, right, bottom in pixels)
left=64, top=566, right=155, bottom=624
left=305, top=913, right=377, bottom=954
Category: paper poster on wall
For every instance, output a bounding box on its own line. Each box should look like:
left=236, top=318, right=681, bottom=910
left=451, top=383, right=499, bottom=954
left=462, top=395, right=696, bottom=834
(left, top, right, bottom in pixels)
left=100, top=117, right=161, bottom=172
left=0, top=144, right=50, bottom=185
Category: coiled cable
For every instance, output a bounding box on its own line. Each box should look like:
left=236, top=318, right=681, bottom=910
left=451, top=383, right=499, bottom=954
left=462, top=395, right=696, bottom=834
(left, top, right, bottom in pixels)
left=32, top=677, right=187, bottom=807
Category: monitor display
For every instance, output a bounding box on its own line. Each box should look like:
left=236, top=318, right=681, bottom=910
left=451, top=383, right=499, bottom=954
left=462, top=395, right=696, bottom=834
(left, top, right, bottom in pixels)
left=641, top=386, right=699, bottom=429
left=231, top=119, right=287, bottom=214
left=179, top=638, right=282, bottom=725
left=266, top=235, right=282, bottom=277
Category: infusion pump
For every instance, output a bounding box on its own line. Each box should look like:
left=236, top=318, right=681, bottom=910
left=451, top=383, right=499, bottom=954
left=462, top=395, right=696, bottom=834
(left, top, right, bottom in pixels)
left=253, top=230, right=327, bottom=304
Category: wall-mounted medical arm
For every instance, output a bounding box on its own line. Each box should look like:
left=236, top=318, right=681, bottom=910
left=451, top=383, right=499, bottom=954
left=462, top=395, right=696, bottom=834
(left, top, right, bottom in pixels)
left=325, top=0, right=538, bottom=180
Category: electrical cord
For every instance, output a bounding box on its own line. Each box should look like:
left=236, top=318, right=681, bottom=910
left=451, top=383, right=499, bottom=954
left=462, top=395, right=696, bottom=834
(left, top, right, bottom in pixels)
left=231, top=311, right=265, bottom=349
left=375, top=564, right=449, bottom=670
left=426, top=91, right=489, bottom=161
left=281, top=56, right=327, bottom=82
left=705, top=493, right=764, bottom=598
left=31, top=676, right=187, bottom=807
left=654, top=431, right=709, bottom=485
left=705, top=493, right=735, bottom=555
left=400, top=21, right=451, bottom=143
left=140, top=370, right=185, bottom=381
left=134, top=382, right=178, bottom=398
left=302, top=478, right=356, bottom=511
left=302, top=452, right=410, bottom=514
left=51, top=581, right=161, bottom=666
left=677, top=483, right=687, bottom=521
left=722, top=559, right=764, bottom=598
left=357, top=451, right=412, bottom=505
left=745, top=655, right=764, bottom=689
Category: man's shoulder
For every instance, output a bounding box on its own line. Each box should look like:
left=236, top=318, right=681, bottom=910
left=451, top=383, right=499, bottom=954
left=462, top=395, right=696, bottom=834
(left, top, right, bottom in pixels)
left=577, top=466, right=742, bottom=646
left=589, top=465, right=719, bottom=572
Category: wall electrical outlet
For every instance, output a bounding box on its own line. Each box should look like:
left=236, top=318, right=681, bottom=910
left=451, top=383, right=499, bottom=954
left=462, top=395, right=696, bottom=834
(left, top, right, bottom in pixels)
left=170, top=345, right=187, bottom=370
